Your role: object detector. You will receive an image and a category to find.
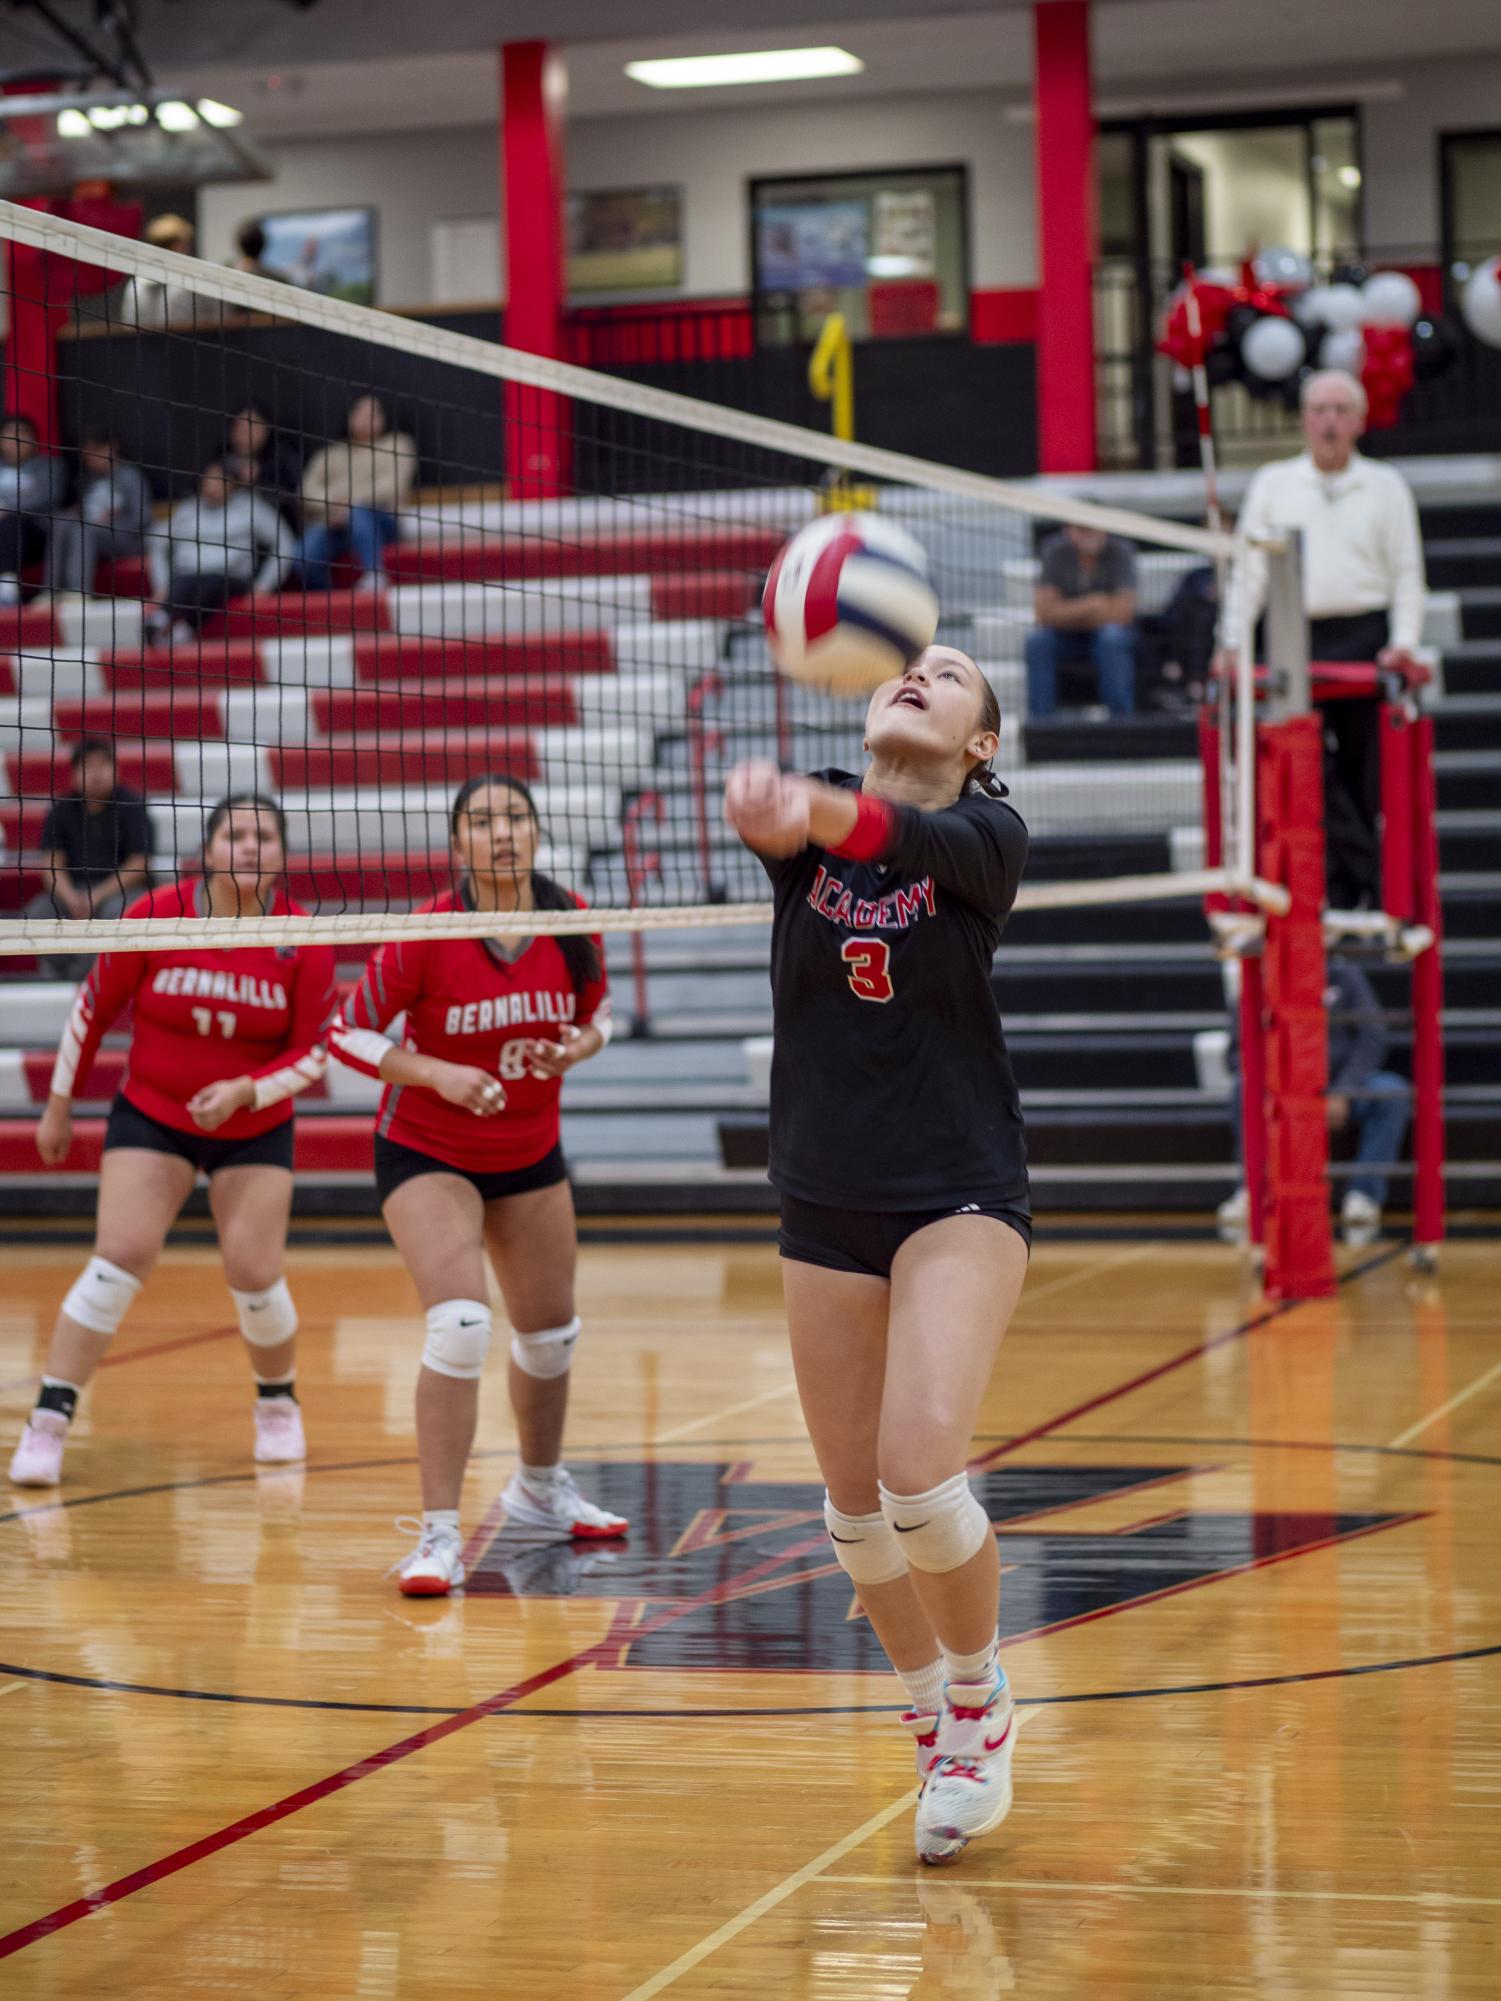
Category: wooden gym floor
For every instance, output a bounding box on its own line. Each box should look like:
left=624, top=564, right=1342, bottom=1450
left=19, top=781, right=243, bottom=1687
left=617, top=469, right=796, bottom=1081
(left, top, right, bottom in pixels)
left=1, top=1231, right=1498, bottom=1998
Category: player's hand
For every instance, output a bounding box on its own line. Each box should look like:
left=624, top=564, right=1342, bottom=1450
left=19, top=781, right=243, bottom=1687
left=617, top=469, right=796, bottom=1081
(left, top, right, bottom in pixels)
left=1377, top=645, right=1420, bottom=683
left=36, top=1096, right=73, bottom=1166
left=724, top=759, right=811, bottom=857
left=187, top=1076, right=255, bottom=1130
left=1326, top=1094, right=1351, bottom=1131
left=1211, top=646, right=1239, bottom=680
left=434, top=1064, right=506, bottom=1116
left=525, top=1023, right=586, bottom=1079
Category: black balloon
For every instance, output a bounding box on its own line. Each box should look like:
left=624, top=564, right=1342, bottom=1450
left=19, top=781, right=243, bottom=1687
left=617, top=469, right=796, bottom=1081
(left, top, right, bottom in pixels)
left=1331, top=260, right=1368, bottom=288
left=1410, top=316, right=1458, bottom=382
left=1206, top=342, right=1244, bottom=388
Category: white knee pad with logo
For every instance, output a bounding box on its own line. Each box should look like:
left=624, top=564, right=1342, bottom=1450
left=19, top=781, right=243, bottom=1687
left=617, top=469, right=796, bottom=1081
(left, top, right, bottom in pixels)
left=62, top=1255, right=143, bottom=1338
left=824, top=1493, right=909, bottom=1587
left=422, top=1299, right=493, bottom=1381
left=510, top=1316, right=580, bottom=1380
left=878, top=1472, right=992, bottom=1575
left=230, top=1278, right=298, bottom=1347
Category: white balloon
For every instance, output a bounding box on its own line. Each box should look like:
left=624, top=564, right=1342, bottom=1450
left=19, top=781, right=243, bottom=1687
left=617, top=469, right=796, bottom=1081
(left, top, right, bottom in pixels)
left=1320, top=327, right=1366, bottom=375
left=1310, top=283, right=1366, bottom=332
left=1241, top=314, right=1305, bottom=381
left=1196, top=266, right=1237, bottom=289
left=1362, top=271, right=1421, bottom=329
left=1255, top=247, right=1313, bottom=292
left=1461, top=257, right=1501, bottom=350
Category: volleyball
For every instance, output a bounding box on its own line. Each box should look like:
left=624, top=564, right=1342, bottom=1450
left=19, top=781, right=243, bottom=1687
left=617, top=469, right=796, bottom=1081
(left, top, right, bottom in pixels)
left=762, top=512, right=940, bottom=695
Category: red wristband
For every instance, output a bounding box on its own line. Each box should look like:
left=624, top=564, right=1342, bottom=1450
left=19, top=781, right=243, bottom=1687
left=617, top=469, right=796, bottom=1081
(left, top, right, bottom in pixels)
left=829, top=792, right=897, bottom=864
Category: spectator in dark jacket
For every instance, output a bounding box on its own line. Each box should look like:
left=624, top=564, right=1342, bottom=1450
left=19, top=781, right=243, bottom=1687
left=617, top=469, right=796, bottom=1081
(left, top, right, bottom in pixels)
left=221, top=403, right=302, bottom=521
left=4, top=737, right=153, bottom=978
left=45, top=434, right=153, bottom=596
left=230, top=220, right=286, bottom=285
left=0, top=413, right=68, bottom=604
left=1218, top=956, right=1410, bottom=1247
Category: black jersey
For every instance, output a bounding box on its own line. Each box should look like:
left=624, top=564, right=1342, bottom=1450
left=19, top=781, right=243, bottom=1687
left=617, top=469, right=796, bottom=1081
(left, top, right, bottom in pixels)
left=759, top=770, right=1030, bottom=1212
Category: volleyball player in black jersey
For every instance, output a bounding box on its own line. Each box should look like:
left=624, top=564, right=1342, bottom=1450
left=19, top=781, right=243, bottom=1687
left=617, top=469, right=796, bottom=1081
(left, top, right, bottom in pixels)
left=726, top=645, right=1030, bottom=1867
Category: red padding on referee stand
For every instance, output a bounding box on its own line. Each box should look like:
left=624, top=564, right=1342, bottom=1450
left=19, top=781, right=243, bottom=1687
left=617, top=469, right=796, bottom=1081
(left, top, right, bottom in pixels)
left=1258, top=715, right=1336, bottom=1301
left=1380, top=705, right=1416, bottom=924
left=1409, top=714, right=1446, bottom=1251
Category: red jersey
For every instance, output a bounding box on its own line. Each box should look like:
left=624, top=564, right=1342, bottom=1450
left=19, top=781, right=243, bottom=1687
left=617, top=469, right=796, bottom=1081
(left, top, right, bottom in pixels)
left=51, top=881, right=338, bottom=1140
left=330, top=890, right=611, bottom=1172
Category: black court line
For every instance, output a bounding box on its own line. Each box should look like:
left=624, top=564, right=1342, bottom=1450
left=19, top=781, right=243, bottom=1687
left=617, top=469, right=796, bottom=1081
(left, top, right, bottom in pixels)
left=3, top=1426, right=1492, bottom=1717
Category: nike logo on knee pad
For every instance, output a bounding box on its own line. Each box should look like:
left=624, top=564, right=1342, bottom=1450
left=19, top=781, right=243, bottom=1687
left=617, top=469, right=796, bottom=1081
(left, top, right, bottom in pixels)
left=893, top=1520, right=930, bottom=1532
left=829, top=1532, right=860, bottom=1543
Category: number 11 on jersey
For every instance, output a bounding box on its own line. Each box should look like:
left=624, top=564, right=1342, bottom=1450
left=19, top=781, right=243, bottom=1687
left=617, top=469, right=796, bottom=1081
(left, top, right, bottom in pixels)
left=841, top=937, right=895, bottom=1003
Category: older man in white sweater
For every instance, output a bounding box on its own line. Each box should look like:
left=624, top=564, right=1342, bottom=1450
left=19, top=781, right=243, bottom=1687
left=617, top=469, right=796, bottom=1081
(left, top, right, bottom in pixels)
left=1218, top=370, right=1426, bottom=908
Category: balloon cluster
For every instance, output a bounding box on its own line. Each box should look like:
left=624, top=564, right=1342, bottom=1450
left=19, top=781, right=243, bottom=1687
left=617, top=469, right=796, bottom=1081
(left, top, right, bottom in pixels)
left=1159, top=252, right=1465, bottom=429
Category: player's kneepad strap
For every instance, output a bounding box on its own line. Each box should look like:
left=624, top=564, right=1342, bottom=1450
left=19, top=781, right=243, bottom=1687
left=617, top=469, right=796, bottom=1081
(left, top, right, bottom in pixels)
left=878, top=1473, right=991, bottom=1575
left=510, top=1316, right=580, bottom=1380
left=824, top=1493, right=908, bottom=1586
left=422, top=1299, right=493, bottom=1380
left=62, top=1255, right=142, bottom=1337
left=230, top=1278, right=298, bottom=1348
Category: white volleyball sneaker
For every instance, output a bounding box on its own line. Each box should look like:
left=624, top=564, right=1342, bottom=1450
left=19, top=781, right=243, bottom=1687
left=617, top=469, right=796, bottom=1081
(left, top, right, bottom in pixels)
left=915, top=1676, right=1017, bottom=1867
left=252, top=1396, right=307, bottom=1465
left=8, top=1416, right=67, bottom=1488
left=499, top=1466, right=628, bottom=1542
left=392, top=1517, right=466, bottom=1597
left=901, top=1707, right=944, bottom=1790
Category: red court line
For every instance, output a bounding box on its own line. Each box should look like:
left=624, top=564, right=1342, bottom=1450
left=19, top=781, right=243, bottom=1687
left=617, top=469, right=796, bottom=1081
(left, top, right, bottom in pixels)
left=0, top=1520, right=833, bottom=1959
left=0, top=1325, right=238, bottom=1398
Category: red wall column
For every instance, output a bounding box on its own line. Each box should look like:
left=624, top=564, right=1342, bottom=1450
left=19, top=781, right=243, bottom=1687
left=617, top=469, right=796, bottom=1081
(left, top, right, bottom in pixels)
left=500, top=40, right=570, bottom=500
left=1031, top=1, right=1098, bottom=473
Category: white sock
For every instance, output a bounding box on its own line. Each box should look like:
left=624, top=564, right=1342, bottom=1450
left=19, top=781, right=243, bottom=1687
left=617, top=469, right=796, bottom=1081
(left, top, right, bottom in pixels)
left=422, top=1508, right=460, bottom=1538
left=897, top=1659, right=946, bottom=1714
left=943, top=1636, right=1002, bottom=1689
left=520, top=1462, right=564, bottom=1485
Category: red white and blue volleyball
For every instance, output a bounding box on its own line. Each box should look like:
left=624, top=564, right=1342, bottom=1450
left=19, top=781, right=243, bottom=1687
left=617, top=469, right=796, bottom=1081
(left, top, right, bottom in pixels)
left=763, top=512, right=940, bottom=696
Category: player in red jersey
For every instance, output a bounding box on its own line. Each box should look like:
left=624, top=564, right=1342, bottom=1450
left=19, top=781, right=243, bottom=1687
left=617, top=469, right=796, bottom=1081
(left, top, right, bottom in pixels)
left=330, top=773, right=626, bottom=1595
left=7, top=795, right=337, bottom=1490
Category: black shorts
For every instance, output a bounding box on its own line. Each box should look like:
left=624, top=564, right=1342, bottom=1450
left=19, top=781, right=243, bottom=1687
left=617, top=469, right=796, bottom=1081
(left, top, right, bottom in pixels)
left=104, top=1095, right=295, bottom=1175
left=779, top=1192, right=1032, bottom=1279
left=374, top=1135, right=569, bottom=1207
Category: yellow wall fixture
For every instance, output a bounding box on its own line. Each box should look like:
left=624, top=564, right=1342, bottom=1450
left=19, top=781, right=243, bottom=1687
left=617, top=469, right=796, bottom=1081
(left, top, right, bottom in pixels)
left=808, top=312, right=854, bottom=443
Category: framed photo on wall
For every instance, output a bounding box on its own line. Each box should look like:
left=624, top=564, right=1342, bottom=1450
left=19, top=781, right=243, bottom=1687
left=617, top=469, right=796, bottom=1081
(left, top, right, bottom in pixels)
left=256, top=205, right=378, bottom=306
left=567, top=186, right=683, bottom=294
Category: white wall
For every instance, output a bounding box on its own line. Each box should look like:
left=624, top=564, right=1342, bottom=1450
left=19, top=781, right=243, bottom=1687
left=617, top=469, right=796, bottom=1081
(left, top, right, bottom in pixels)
left=1170, top=129, right=1310, bottom=262
left=567, top=92, right=1036, bottom=297
left=193, top=48, right=1501, bottom=310
left=198, top=126, right=502, bottom=307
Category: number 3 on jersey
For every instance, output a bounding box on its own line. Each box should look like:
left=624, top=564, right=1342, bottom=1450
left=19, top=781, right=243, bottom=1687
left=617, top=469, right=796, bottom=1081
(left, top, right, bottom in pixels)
left=841, top=936, right=895, bottom=1004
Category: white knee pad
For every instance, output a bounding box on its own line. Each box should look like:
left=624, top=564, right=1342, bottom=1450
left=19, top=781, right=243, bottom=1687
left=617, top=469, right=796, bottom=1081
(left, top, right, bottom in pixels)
left=422, top=1299, right=493, bottom=1381
left=824, top=1493, right=908, bottom=1587
left=510, top=1316, right=580, bottom=1380
left=62, top=1255, right=142, bottom=1338
left=230, top=1278, right=298, bottom=1348
left=878, top=1473, right=992, bottom=1575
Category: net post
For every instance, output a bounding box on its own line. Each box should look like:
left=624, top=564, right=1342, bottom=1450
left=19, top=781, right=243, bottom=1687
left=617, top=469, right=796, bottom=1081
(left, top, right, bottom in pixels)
left=687, top=672, right=727, bottom=904
left=1379, top=698, right=1416, bottom=924
left=1409, top=715, right=1446, bottom=1265
left=622, top=792, right=664, bottom=1038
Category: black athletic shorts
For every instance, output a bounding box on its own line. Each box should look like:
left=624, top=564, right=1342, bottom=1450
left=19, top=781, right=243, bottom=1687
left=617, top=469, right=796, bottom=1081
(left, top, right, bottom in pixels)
left=374, top=1134, right=569, bottom=1207
left=778, top=1192, right=1032, bottom=1279
left=104, top=1094, right=295, bottom=1175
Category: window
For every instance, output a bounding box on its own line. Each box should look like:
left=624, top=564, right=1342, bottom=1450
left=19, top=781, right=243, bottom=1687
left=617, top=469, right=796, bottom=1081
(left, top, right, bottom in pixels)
left=750, top=166, right=968, bottom=345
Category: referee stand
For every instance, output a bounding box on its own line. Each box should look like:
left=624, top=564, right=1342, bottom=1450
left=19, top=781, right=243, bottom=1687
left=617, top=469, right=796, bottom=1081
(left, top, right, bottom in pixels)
left=1200, top=543, right=1446, bottom=1298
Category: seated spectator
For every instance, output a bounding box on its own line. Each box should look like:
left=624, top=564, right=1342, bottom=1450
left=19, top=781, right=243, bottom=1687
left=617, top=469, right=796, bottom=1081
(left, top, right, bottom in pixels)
left=1025, top=524, right=1138, bottom=718
left=229, top=219, right=285, bottom=284
left=0, top=412, right=67, bottom=604
left=6, top=738, right=152, bottom=979
left=298, top=395, right=417, bottom=591
left=1218, top=955, right=1410, bottom=1248
left=45, top=433, right=152, bottom=597
left=147, top=460, right=295, bottom=639
left=221, top=402, right=302, bottom=520
left=118, top=214, right=202, bottom=331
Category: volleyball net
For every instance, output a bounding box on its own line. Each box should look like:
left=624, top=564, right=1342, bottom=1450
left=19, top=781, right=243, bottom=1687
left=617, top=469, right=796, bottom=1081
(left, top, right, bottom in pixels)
left=0, top=199, right=1273, bottom=954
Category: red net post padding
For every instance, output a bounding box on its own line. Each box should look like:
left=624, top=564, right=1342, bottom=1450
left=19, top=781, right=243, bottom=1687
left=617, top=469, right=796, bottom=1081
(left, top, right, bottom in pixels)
left=1409, top=715, right=1446, bottom=1254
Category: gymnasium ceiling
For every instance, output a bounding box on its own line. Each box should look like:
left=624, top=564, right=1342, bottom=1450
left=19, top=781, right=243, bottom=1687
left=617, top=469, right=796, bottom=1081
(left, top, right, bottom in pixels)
left=3, top=0, right=1500, bottom=138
